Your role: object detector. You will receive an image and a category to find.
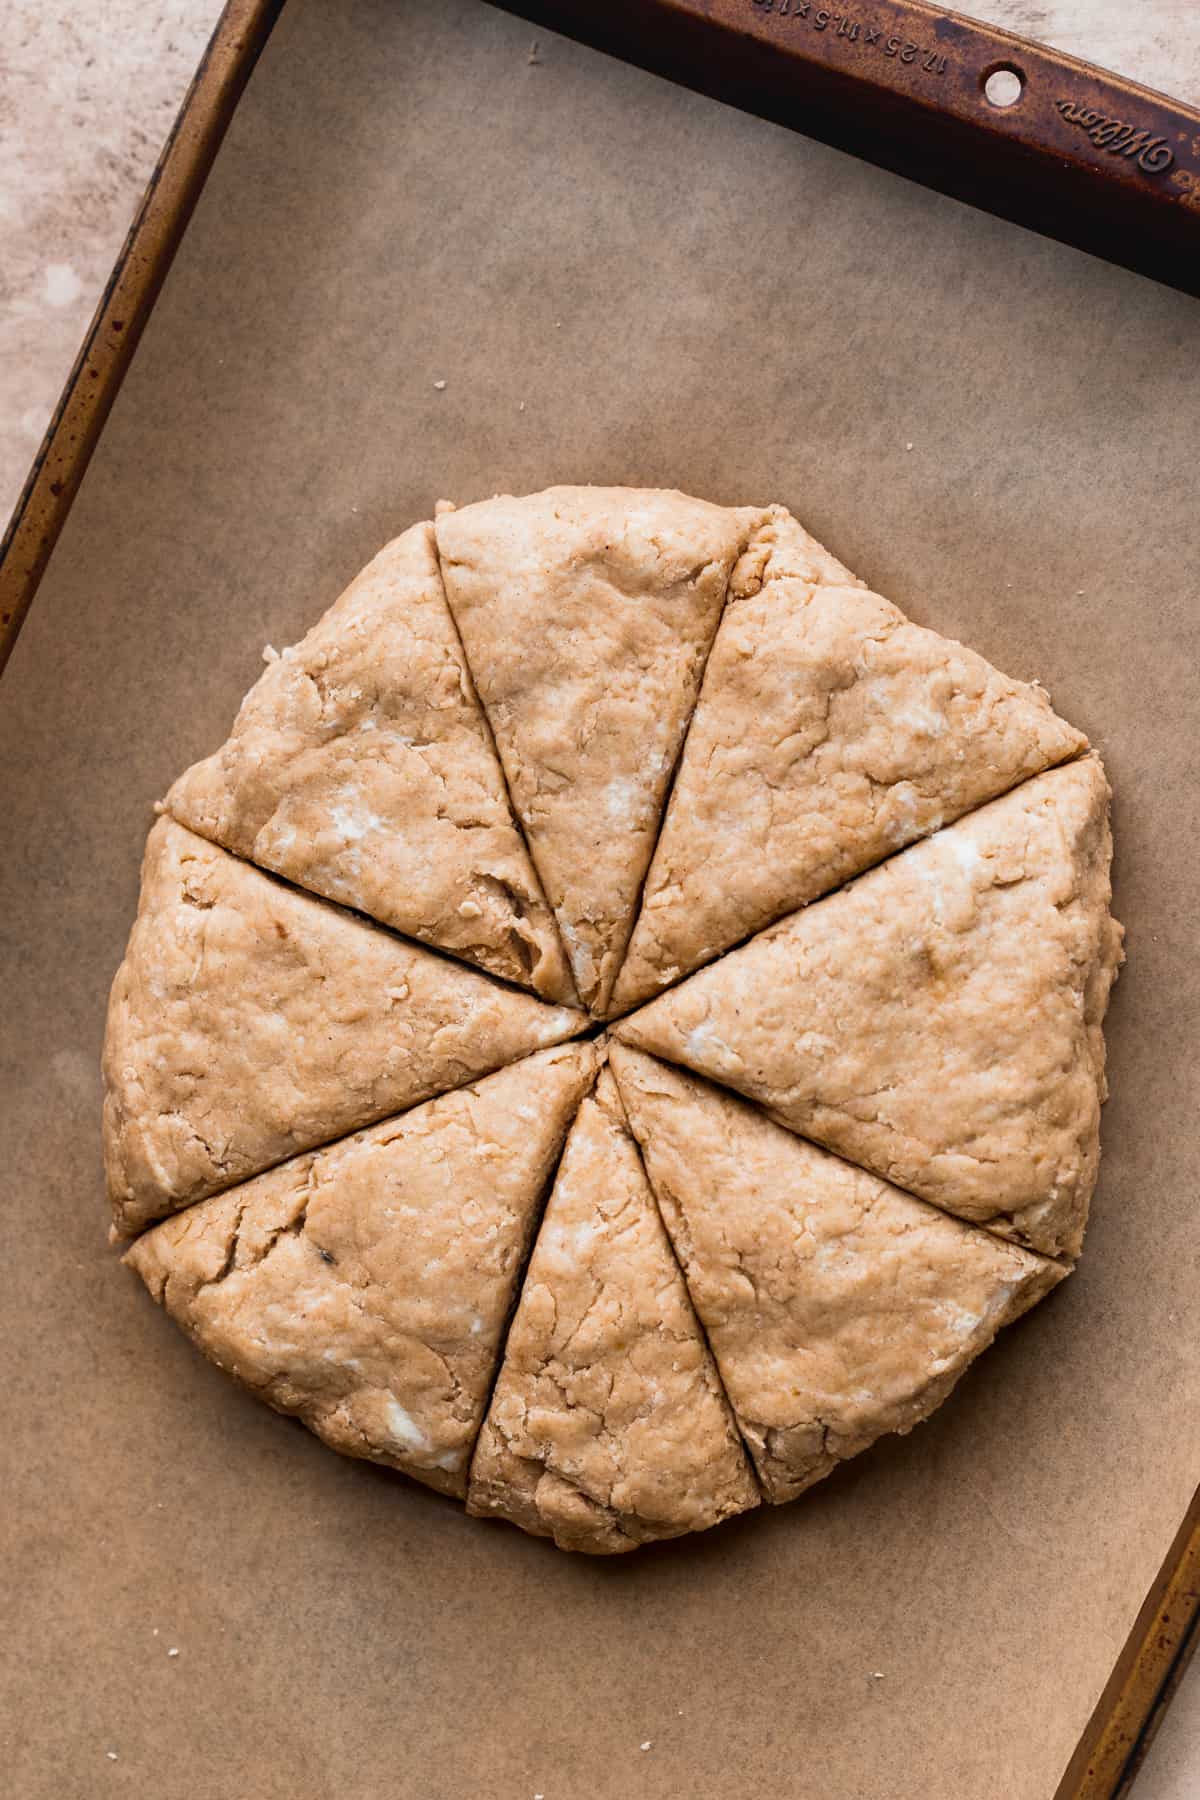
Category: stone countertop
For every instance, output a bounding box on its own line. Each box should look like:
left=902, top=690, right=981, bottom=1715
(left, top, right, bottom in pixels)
left=0, top=3, right=1196, bottom=1793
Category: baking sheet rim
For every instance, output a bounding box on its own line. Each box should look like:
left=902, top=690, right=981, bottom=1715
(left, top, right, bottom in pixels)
left=0, top=3, right=1194, bottom=1792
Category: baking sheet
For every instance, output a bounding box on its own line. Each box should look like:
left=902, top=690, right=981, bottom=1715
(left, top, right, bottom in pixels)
left=1, top=2, right=1198, bottom=1795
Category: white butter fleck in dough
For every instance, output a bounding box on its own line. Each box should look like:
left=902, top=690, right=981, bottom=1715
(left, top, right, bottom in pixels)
left=543, top=1220, right=599, bottom=1257
left=386, top=1400, right=433, bottom=1455
left=949, top=835, right=981, bottom=874
left=329, top=802, right=387, bottom=844
left=604, top=778, right=644, bottom=827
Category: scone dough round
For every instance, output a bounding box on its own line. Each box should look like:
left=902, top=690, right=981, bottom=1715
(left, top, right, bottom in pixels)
left=108, top=485, right=1122, bottom=1552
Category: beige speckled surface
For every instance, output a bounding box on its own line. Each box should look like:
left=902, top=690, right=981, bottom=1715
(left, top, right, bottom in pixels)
left=1139, top=1675, right=1200, bottom=1800
left=1, top=4, right=215, bottom=528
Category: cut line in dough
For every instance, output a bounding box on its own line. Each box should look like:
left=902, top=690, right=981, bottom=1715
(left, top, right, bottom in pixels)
left=103, top=818, right=586, bottom=1234
left=126, top=1044, right=599, bottom=1497
left=616, top=756, right=1123, bottom=1260
left=611, top=1043, right=1065, bottom=1503
left=165, top=520, right=575, bottom=1003
left=467, top=1066, right=760, bottom=1552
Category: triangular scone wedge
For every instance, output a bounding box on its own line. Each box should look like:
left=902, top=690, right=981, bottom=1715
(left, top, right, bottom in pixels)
left=617, top=756, right=1123, bottom=1259
left=467, top=1067, right=759, bottom=1552
left=612, top=573, right=1086, bottom=1011
left=125, top=1044, right=598, bottom=1498
left=164, top=522, right=574, bottom=1003
left=103, top=819, right=586, bottom=1235
left=436, top=488, right=781, bottom=1013
left=610, top=1045, right=1064, bottom=1502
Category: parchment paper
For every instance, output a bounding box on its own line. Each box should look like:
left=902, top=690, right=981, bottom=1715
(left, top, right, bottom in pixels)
left=2, top=3, right=1198, bottom=1796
